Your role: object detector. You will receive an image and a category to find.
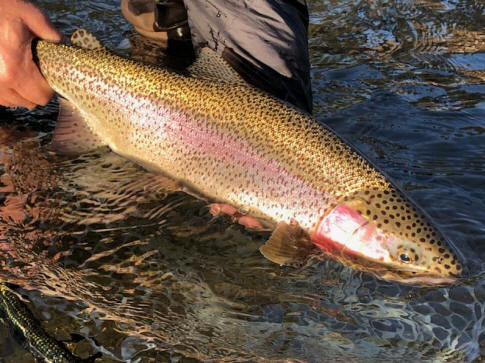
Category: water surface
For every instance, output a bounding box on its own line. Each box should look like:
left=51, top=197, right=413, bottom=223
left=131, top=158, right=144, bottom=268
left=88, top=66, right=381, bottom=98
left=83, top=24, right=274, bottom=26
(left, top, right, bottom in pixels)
left=1, top=0, right=485, bottom=361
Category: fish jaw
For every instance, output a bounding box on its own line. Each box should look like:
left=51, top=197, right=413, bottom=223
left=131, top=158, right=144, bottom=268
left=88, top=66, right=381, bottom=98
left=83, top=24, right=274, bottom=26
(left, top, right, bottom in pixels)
left=310, top=199, right=462, bottom=285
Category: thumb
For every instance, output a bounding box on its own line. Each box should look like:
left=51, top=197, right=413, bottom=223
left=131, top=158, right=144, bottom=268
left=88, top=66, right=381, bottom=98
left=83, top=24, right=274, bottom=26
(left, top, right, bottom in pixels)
left=21, top=2, right=62, bottom=42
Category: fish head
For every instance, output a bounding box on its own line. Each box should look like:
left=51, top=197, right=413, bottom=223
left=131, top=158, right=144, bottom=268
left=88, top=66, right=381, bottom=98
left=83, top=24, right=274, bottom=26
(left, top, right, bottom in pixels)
left=311, top=189, right=463, bottom=285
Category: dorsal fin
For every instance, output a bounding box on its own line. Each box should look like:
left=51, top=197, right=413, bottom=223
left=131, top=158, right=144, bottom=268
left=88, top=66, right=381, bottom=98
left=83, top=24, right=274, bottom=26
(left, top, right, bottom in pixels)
left=186, top=47, right=245, bottom=85
left=71, top=29, right=103, bottom=50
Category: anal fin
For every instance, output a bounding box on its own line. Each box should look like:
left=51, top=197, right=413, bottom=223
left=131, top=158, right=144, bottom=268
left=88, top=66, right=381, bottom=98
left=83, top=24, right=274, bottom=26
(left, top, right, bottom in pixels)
left=259, top=221, right=315, bottom=266
left=50, top=98, right=106, bottom=156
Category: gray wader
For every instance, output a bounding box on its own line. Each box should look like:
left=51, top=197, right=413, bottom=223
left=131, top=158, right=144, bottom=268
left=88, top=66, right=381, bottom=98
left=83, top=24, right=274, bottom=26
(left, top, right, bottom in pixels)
left=122, top=0, right=312, bottom=113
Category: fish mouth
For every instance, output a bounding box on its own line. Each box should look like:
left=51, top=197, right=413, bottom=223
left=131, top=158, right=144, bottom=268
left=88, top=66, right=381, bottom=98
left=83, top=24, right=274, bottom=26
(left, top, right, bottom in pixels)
left=311, top=203, right=460, bottom=285
left=343, top=255, right=459, bottom=286
left=385, top=274, right=457, bottom=286
left=316, top=248, right=459, bottom=286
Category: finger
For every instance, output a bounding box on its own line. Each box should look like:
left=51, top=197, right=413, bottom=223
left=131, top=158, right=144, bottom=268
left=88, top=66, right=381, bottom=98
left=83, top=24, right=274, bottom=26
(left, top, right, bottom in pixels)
left=10, top=35, right=55, bottom=106
left=0, top=89, right=36, bottom=109
left=0, top=98, right=15, bottom=107
left=20, top=2, right=62, bottom=42
left=15, top=54, right=55, bottom=106
left=9, top=88, right=37, bottom=109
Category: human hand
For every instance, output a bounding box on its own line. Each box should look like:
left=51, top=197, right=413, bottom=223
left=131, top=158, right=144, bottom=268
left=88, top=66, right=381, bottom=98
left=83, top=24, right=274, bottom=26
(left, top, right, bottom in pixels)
left=0, top=0, right=62, bottom=109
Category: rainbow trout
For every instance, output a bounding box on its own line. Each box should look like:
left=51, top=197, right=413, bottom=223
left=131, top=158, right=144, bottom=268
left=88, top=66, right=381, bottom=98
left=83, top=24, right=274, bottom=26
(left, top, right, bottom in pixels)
left=35, top=30, right=463, bottom=285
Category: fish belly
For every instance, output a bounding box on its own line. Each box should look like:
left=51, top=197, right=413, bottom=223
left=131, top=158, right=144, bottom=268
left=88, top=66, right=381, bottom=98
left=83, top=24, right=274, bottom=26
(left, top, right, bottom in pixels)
left=107, top=98, right=331, bottom=231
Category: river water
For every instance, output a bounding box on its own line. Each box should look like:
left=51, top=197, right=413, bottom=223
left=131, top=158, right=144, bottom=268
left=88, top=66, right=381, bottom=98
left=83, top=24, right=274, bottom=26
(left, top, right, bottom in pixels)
left=0, top=0, right=484, bottom=362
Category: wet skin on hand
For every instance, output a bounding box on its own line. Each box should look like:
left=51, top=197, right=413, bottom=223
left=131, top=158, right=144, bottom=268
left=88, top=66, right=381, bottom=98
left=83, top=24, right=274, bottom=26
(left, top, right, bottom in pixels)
left=0, top=0, right=62, bottom=109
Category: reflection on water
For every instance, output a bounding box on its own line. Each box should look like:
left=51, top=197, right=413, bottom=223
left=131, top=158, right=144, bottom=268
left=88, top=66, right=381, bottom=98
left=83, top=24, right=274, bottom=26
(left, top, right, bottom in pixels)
left=0, top=0, right=485, bottom=361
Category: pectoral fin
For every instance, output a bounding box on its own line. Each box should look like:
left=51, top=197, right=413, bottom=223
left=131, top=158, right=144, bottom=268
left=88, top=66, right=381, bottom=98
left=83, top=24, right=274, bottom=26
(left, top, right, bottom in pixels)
left=260, top=221, right=315, bottom=266
left=50, top=98, right=107, bottom=155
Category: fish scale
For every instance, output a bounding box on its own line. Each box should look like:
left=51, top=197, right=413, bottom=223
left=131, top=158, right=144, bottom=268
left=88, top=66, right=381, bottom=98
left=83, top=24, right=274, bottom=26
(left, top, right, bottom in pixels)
left=34, top=30, right=462, bottom=284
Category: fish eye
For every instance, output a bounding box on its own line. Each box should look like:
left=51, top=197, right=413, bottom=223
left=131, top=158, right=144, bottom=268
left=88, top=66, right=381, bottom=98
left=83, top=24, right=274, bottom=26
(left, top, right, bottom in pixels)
left=399, top=253, right=411, bottom=263
left=397, top=247, right=417, bottom=264
left=398, top=250, right=414, bottom=263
